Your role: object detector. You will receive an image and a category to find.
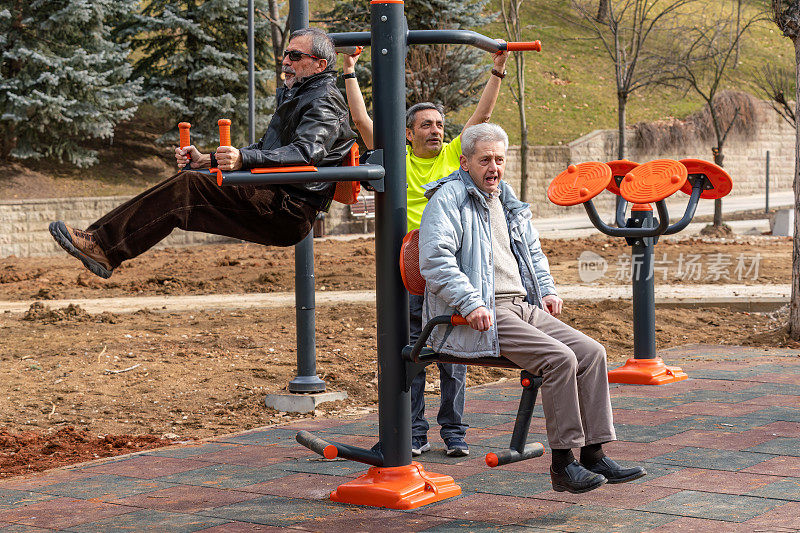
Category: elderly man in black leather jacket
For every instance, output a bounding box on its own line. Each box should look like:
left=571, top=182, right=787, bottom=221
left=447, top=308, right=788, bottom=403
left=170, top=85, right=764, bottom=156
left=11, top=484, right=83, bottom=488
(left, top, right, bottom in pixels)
left=49, top=28, right=356, bottom=279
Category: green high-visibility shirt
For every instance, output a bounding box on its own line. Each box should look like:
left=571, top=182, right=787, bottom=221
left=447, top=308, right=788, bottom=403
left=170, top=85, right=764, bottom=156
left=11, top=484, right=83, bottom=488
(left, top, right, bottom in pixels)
left=405, top=135, right=462, bottom=231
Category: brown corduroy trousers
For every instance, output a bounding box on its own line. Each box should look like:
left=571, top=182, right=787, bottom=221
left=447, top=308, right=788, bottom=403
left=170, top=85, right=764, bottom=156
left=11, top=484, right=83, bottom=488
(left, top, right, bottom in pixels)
left=88, top=171, right=319, bottom=268
left=495, top=296, right=616, bottom=449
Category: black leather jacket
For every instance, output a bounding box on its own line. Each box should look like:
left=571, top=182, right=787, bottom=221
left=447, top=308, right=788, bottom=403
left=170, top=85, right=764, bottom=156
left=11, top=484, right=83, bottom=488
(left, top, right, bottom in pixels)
left=238, top=68, right=356, bottom=207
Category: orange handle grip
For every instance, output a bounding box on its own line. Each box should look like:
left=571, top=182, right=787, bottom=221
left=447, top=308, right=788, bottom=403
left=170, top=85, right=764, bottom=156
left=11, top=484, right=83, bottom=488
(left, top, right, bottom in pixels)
left=178, top=122, right=191, bottom=148
left=506, top=41, right=542, bottom=52
left=451, top=315, right=468, bottom=326
left=218, top=118, right=231, bottom=147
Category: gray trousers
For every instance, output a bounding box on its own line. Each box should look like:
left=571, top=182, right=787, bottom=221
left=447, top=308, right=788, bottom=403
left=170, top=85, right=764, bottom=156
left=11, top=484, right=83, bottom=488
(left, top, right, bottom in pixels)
left=410, top=294, right=468, bottom=441
left=495, top=296, right=616, bottom=449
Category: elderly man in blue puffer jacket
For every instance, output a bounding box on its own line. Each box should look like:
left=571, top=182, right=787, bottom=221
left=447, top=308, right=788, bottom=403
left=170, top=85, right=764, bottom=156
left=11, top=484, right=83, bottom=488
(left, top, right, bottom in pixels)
left=418, top=123, right=646, bottom=494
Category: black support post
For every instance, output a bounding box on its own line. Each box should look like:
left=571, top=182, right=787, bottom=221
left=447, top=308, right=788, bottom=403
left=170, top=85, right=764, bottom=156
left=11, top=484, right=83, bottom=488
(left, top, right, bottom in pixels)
left=288, top=0, right=325, bottom=393
left=371, top=1, right=411, bottom=468
left=630, top=210, right=657, bottom=360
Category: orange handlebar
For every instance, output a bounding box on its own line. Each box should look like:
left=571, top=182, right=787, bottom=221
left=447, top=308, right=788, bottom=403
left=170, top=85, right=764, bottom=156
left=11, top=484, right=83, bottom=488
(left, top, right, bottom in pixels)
left=178, top=122, right=191, bottom=148
left=218, top=118, right=231, bottom=147
left=451, top=315, right=468, bottom=326
left=506, top=41, right=542, bottom=52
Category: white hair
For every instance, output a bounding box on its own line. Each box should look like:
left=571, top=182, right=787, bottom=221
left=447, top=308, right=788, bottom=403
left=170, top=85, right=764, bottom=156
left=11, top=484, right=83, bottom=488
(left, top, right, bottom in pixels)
left=461, top=123, right=509, bottom=158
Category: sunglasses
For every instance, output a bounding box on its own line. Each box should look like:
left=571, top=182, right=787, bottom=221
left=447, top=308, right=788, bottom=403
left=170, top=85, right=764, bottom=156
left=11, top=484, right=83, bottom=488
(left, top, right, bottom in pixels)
left=284, top=49, right=322, bottom=62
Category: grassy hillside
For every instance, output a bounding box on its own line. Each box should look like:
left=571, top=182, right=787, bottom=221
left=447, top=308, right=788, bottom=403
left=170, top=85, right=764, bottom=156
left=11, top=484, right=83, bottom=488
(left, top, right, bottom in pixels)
left=317, top=0, right=793, bottom=145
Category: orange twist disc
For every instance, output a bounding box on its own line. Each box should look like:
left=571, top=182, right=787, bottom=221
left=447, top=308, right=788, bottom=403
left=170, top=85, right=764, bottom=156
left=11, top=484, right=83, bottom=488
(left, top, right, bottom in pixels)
left=547, top=162, right=612, bottom=206
left=619, top=159, right=687, bottom=204
left=678, top=158, right=733, bottom=199
left=605, top=159, right=639, bottom=196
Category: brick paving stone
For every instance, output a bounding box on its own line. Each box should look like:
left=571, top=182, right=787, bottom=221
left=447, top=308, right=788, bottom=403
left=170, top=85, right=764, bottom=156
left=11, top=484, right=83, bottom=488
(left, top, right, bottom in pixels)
left=0, top=490, right=53, bottom=511
left=295, top=507, right=451, bottom=533
left=475, top=433, right=549, bottom=452
left=658, top=414, right=769, bottom=433
left=420, top=519, right=530, bottom=532
left=38, top=474, right=172, bottom=500
left=746, top=478, right=800, bottom=501
left=759, top=421, right=800, bottom=437
left=463, top=400, right=520, bottom=415
left=143, top=443, right=239, bottom=459
left=461, top=413, right=525, bottom=429
left=642, top=516, right=761, bottom=532
left=534, top=481, right=681, bottom=509
left=414, top=493, right=570, bottom=525
left=613, top=423, right=685, bottom=443
left=666, top=401, right=763, bottom=417
left=199, top=494, right=342, bottom=526
left=155, top=464, right=289, bottom=489
left=483, top=416, right=548, bottom=434
left=456, top=470, right=552, bottom=497
left=747, top=437, right=800, bottom=457
left=750, top=372, right=800, bottom=385
left=188, top=445, right=299, bottom=467
left=281, top=458, right=366, bottom=478
left=0, top=497, right=135, bottom=530
left=648, top=446, right=773, bottom=471
left=108, top=485, right=260, bottom=513
left=610, top=398, right=692, bottom=412
left=316, top=420, right=379, bottom=437
left=78, top=455, right=213, bottom=479
left=528, top=504, right=674, bottom=532
left=655, top=429, right=776, bottom=451
left=743, top=500, right=800, bottom=530
left=633, top=463, right=686, bottom=483
left=215, top=429, right=299, bottom=447
left=0, top=524, right=57, bottom=532
left=637, top=490, right=782, bottom=522
left=742, top=455, right=800, bottom=477
left=195, top=521, right=287, bottom=532
left=643, top=467, right=782, bottom=495
left=0, top=469, right=94, bottom=492
left=609, top=409, right=687, bottom=426
left=239, top=472, right=351, bottom=499
left=744, top=382, right=800, bottom=396
left=741, top=394, right=800, bottom=407
left=601, top=440, right=670, bottom=461
left=69, top=508, right=231, bottom=532
left=418, top=461, right=494, bottom=480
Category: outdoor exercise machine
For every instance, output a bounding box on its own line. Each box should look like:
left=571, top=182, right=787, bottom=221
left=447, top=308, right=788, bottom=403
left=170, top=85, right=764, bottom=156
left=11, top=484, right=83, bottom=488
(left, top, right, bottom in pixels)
left=547, top=158, right=732, bottom=385
left=177, top=0, right=544, bottom=510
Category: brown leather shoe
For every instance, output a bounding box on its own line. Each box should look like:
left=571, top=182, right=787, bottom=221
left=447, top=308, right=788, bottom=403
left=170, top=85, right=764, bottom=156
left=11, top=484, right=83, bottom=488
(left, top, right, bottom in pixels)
left=49, top=221, right=113, bottom=279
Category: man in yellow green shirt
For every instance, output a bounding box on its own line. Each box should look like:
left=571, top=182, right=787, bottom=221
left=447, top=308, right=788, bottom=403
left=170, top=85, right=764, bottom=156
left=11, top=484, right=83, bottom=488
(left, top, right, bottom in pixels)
left=342, top=46, right=509, bottom=457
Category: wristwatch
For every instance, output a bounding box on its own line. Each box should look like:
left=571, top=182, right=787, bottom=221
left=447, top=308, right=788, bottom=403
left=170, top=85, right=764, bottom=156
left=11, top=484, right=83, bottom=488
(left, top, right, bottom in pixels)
left=342, top=72, right=357, bottom=80
left=491, top=68, right=506, bottom=79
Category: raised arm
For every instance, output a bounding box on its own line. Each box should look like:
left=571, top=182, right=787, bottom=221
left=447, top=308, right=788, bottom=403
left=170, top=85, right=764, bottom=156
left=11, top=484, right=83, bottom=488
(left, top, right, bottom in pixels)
left=342, top=50, right=374, bottom=149
left=461, top=43, right=509, bottom=134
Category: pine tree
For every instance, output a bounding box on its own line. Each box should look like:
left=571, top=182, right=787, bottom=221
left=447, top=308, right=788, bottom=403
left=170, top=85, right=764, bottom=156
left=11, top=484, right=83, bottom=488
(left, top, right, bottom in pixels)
left=117, top=0, right=275, bottom=147
left=324, top=0, right=496, bottom=136
left=0, top=0, right=143, bottom=167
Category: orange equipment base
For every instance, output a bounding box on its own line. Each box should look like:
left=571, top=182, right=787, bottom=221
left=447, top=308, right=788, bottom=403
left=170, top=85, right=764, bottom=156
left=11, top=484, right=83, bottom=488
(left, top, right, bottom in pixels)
left=329, top=462, right=461, bottom=509
left=607, top=357, right=688, bottom=385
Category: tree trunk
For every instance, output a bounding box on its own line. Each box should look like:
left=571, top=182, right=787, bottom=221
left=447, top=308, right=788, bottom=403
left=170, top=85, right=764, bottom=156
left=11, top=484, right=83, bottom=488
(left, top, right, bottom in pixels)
left=517, top=54, right=528, bottom=201
left=713, top=148, right=724, bottom=227
left=597, top=0, right=609, bottom=23
left=268, top=0, right=283, bottom=89
left=790, top=37, right=800, bottom=340
left=617, top=92, right=627, bottom=159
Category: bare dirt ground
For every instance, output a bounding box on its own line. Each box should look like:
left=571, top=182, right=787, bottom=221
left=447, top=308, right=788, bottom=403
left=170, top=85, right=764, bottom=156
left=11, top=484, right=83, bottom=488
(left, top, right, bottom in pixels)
left=0, top=235, right=796, bottom=478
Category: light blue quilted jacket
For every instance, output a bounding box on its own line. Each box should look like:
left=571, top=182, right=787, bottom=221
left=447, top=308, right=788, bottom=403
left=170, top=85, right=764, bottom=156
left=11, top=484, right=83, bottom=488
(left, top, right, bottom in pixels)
left=418, top=169, right=557, bottom=358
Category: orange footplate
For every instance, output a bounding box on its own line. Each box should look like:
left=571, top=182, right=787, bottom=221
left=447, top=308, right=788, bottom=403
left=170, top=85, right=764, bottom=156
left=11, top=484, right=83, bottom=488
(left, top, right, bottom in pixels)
left=330, top=462, right=461, bottom=509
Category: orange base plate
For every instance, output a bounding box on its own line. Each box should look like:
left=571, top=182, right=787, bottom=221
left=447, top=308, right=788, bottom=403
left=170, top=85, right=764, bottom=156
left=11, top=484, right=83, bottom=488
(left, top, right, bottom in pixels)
left=607, top=357, right=688, bottom=385
left=329, top=462, right=461, bottom=509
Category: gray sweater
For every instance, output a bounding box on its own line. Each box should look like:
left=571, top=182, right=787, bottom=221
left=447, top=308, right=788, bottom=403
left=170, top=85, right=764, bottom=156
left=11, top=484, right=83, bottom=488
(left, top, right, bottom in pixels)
left=487, top=193, right=527, bottom=298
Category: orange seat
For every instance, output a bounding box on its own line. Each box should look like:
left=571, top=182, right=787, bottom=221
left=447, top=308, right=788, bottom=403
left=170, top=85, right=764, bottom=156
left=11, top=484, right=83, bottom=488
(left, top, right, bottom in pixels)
left=333, top=144, right=362, bottom=205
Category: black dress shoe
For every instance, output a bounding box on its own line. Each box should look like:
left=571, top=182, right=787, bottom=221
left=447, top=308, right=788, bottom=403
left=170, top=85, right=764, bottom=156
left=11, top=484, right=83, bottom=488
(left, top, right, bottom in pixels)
left=550, top=460, right=607, bottom=494
left=586, top=457, right=647, bottom=484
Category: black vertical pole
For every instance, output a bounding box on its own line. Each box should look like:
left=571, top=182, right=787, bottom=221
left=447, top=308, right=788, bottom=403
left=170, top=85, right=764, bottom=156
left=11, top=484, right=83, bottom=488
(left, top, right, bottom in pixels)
left=248, top=0, right=255, bottom=144
left=372, top=1, right=411, bottom=467
left=288, top=0, right=325, bottom=393
left=630, top=210, right=656, bottom=360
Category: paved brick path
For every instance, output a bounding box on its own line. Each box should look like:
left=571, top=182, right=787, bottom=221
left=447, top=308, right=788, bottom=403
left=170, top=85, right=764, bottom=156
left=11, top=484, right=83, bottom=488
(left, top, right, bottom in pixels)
left=1, top=345, right=799, bottom=532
